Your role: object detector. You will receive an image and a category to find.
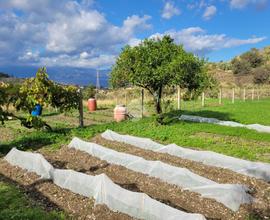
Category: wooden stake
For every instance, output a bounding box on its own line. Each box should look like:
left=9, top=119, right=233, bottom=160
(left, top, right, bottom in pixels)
left=125, top=91, right=127, bottom=107
left=218, top=88, right=222, bottom=105
left=201, top=92, right=205, bottom=107
left=243, top=88, right=246, bottom=101
left=232, top=88, right=235, bottom=104
left=177, top=86, right=181, bottom=110
left=251, top=88, right=254, bottom=101
left=78, top=88, right=84, bottom=127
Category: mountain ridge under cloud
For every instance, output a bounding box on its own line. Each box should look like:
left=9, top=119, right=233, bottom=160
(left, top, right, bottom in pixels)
left=0, top=66, right=110, bottom=87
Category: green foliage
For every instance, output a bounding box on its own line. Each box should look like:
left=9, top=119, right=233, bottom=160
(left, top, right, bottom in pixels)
left=0, top=82, right=10, bottom=124
left=0, top=67, right=80, bottom=130
left=110, top=36, right=211, bottom=114
left=82, top=84, right=96, bottom=99
left=231, top=58, right=251, bottom=75
left=253, top=66, right=270, bottom=84
left=231, top=48, right=265, bottom=76
left=241, top=48, right=263, bottom=68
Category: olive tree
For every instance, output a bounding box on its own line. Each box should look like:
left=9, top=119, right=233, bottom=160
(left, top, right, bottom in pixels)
left=110, top=36, right=211, bottom=114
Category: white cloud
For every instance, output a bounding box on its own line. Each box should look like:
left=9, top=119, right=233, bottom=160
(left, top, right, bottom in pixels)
left=0, top=0, right=151, bottom=69
left=230, top=0, right=268, bottom=9
left=150, top=27, right=266, bottom=55
left=128, top=38, right=142, bottom=47
left=162, top=2, right=181, bottom=19
left=203, top=5, right=217, bottom=20
left=39, top=54, right=116, bottom=69
left=19, top=50, right=40, bottom=61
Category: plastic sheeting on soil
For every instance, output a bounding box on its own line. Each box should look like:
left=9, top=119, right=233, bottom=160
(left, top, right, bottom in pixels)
left=101, top=130, right=270, bottom=182
left=4, top=148, right=205, bottom=220
left=69, top=137, right=252, bottom=211
left=179, top=114, right=270, bottom=133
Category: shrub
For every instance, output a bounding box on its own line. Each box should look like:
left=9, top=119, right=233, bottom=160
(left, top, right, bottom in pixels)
left=253, top=66, right=270, bottom=84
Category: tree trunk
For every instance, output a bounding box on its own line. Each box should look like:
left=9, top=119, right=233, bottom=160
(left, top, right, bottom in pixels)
left=154, top=87, right=162, bottom=114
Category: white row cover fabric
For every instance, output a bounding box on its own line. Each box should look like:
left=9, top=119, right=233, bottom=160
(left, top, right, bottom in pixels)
left=69, top=137, right=252, bottom=211
left=101, top=130, right=270, bottom=182
left=53, top=169, right=205, bottom=220
left=4, top=148, right=54, bottom=179
left=4, top=148, right=205, bottom=220
left=179, top=114, right=270, bottom=133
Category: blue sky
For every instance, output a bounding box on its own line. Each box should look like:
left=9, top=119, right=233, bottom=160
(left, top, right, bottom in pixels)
left=0, top=0, right=269, bottom=72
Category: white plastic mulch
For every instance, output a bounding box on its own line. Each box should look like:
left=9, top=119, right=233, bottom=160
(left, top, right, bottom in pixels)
left=4, top=148, right=205, bottom=220
left=179, top=114, right=270, bottom=133
left=101, top=130, right=270, bottom=182
left=69, top=137, right=252, bottom=211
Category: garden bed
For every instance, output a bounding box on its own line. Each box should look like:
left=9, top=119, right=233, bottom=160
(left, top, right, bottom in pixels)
left=92, top=135, right=270, bottom=219
left=0, top=159, right=134, bottom=220
left=40, top=146, right=257, bottom=220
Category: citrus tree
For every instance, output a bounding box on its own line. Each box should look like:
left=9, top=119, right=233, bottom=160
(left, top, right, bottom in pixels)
left=110, top=35, right=212, bottom=114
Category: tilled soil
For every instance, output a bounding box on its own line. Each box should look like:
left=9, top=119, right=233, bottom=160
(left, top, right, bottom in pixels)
left=92, top=135, right=270, bottom=219
left=0, top=159, right=134, bottom=220
left=40, top=146, right=256, bottom=220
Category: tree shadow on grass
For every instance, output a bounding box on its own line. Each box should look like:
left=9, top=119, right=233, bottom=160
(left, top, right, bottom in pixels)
left=0, top=174, right=64, bottom=215
left=0, top=135, right=55, bottom=155
left=159, top=109, right=236, bottom=125
left=42, top=111, right=61, bottom=117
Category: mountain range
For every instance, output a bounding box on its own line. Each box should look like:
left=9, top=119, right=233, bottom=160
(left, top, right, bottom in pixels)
left=0, top=66, right=110, bottom=87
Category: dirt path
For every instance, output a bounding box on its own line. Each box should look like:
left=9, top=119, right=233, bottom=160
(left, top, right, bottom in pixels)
left=0, top=159, right=134, bottom=220
left=39, top=146, right=258, bottom=220
left=92, top=135, right=270, bottom=219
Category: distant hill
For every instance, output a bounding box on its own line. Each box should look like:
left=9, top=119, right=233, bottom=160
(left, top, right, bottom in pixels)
left=0, top=72, right=10, bottom=78
left=0, top=66, right=110, bottom=87
left=209, top=46, right=270, bottom=86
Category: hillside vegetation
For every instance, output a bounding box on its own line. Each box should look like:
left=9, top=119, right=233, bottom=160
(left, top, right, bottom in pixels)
left=209, top=46, right=270, bottom=86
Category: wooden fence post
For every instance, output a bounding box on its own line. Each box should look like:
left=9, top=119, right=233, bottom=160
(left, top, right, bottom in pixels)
left=252, top=88, right=254, bottom=101
left=141, top=89, right=144, bottom=118
left=201, top=92, right=205, bottom=107
left=177, top=86, right=181, bottom=110
left=125, top=91, right=127, bottom=107
left=257, top=88, right=260, bottom=100
left=218, top=88, right=222, bottom=105
left=78, top=88, right=84, bottom=127
left=232, top=88, right=235, bottom=104
left=243, top=88, right=246, bottom=101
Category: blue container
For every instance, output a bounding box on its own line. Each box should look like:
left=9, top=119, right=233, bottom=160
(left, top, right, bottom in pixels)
left=31, top=104, right=42, bottom=116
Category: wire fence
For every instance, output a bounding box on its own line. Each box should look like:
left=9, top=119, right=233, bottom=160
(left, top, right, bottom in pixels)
left=94, top=85, right=270, bottom=118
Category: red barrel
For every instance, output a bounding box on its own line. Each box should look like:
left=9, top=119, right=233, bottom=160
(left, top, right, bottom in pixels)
left=88, top=98, right=97, bottom=112
left=114, top=105, right=127, bottom=122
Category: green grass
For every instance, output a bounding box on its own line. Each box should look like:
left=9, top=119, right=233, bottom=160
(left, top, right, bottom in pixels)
left=178, top=98, right=270, bottom=125
left=1, top=99, right=270, bottom=162
left=0, top=181, right=65, bottom=220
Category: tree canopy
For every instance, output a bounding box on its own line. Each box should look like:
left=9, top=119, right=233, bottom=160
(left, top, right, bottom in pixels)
left=110, top=35, right=212, bottom=113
